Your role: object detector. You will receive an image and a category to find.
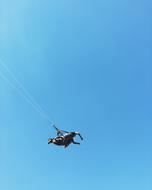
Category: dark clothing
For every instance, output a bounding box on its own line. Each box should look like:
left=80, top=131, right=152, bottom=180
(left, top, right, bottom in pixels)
left=48, top=132, right=83, bottom=148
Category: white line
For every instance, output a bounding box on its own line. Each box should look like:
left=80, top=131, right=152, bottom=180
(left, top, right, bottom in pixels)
left=0, top=60, right=53, bottom=123
left=0, top=59, right=49, bottom=119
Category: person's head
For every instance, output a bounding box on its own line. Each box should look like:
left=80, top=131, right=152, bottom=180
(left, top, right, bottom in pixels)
left=48, top=138, right=53, bottom=144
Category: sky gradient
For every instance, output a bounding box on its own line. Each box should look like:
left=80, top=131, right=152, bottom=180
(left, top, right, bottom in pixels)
left=0, top=0, right=152, bottom=190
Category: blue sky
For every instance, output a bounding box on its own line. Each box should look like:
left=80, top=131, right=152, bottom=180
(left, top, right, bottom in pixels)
left=0, top=0, right=152, bottom=190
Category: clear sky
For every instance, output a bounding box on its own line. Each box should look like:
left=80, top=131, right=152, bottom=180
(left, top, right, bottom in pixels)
left=0, top=0, right=152, bottom=190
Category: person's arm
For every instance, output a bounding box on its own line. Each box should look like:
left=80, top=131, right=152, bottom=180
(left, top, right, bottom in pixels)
left=75, top=132, right=83, bottom=140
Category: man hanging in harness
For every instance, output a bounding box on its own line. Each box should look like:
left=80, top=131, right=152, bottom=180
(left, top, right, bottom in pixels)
left=48, top=125, right=83, bottom=148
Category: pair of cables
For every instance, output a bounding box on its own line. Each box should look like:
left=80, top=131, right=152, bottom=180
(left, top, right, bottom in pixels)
left=0, top=59, right=53, bottom=124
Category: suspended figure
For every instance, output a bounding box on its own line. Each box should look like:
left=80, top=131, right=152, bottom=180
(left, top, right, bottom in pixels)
left=48, top=125, right=83, bottom=148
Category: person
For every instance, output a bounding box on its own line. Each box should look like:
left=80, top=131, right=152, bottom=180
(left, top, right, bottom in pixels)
left=48, top=136, right=65, bottom=146
left=48, top=129, right=83, bottom=148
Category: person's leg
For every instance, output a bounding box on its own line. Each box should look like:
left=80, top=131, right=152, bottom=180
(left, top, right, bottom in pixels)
left=72, top=140, right=80, bottom=145
left=64, top=142, right=71, bottom=148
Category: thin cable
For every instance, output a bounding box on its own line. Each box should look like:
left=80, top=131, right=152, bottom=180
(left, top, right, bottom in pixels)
left=0, top=59, right=51, bottom=122
left=0, top=71, right=50, bottom=122
left=0, top=64, right=53, bottom=124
